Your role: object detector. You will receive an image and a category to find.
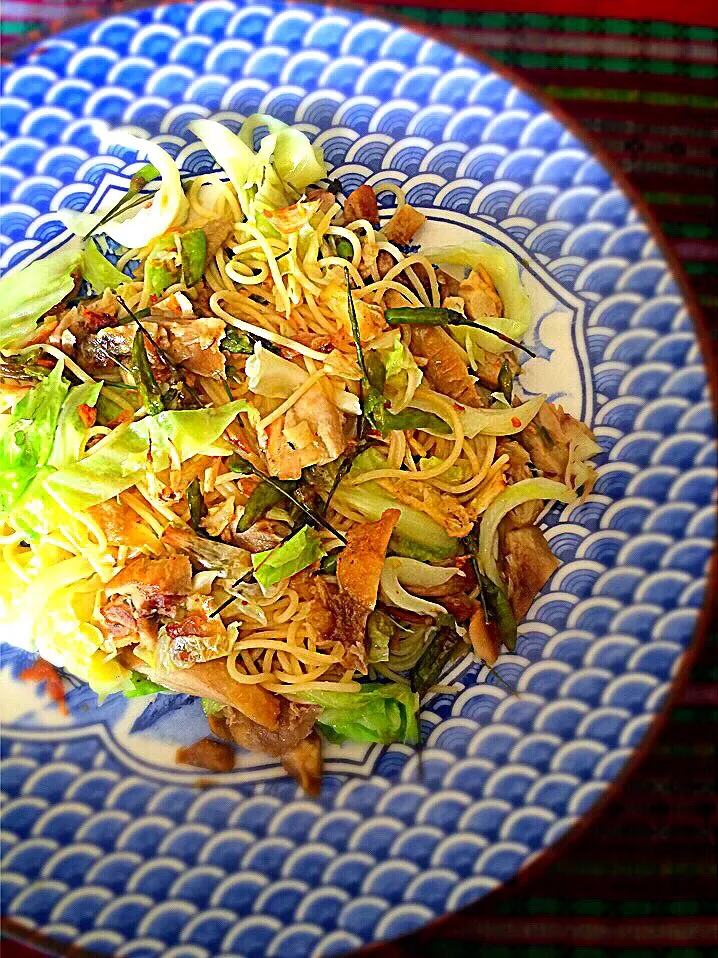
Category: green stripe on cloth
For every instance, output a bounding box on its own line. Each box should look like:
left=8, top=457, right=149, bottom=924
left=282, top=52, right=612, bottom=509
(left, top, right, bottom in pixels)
left=645, top=191, right=716, bottom=206
left=542, top=85, right=718, bottom=108
left=489, top=50, right=718, bottom=78
left=394, top=8, right=718, bottom=39
left=1, top=20, right=41, bottom=34
left=662, top=222, right=718, bottom=238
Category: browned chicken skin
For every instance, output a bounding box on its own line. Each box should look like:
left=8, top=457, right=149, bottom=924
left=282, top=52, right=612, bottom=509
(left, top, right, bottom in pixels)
left=500, top=524, right=560, bottom=621
left=411, top=326, right=483, bottom=408
left=331, top=509, right=400, bottom=672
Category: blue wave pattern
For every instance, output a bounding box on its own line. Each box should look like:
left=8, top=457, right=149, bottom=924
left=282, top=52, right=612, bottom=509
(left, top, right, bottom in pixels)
left=1, top=3, right=716, bottom=956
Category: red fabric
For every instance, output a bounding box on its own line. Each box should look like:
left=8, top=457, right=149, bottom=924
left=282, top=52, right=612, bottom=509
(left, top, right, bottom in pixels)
left=373, top=0, right=718, bottom=28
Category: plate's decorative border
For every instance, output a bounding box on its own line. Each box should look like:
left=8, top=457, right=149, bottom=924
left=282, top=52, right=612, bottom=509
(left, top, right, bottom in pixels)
left=1, top=4, right=716, bottom=957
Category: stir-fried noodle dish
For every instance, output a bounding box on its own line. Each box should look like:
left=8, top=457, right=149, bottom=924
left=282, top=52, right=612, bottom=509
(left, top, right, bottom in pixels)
left=0, top=117, right=601, bottom=792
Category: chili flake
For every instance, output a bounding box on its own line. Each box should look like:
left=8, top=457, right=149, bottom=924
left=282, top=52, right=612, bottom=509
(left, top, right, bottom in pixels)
left=20, top=659, right=68, bottom=715
left=77, top=403, right=96, bottom=428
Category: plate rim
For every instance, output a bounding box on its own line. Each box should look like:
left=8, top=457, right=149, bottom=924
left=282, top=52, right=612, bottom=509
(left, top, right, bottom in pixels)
left=1, top=2, right=716, bottom=955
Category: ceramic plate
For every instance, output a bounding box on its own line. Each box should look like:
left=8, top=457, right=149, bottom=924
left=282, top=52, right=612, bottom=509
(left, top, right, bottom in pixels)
left=1, top=3, right=716, bottom=956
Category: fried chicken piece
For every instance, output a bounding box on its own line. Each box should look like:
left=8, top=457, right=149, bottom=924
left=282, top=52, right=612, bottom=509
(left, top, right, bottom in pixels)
left=382, top=204, right=426, bottom=245
left=330, top=509, right=400, bottom=672
left=500, top=524, right=560, bottom=620
left=176, top=736, right=235, bottom=772
left=410, top=326, right=482, bottom=408
left=343, top=184, right=378, bottom=225
left=265, top=382, right=349, bottom=480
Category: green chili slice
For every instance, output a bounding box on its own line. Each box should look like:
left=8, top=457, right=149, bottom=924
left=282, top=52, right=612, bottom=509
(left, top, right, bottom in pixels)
left=384, top=306, right=536, bottom=358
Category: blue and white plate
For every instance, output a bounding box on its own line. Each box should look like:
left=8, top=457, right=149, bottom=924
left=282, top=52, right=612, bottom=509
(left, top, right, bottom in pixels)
left=1, top=3, right=716, bottom=956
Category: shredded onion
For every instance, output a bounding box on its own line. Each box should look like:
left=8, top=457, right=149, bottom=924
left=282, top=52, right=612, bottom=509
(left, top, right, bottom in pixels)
left=380, top=557, right=462, bottom=617
left=479, top=478, right=576, bottom=585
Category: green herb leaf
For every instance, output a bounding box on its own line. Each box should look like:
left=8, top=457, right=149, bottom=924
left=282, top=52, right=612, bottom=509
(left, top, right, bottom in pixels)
left=292, top=682, right=420, bottom=746
left=131, top=330, right=165, bottom=415
left=186, top=477, right=206, bottom=531
left=477, top=573, right=517, bottom=652
left=220, top=329, right=254, bottom=354
left=411, top=625, right=467, bottom=699
left=498, top=359, right=513, bottom=405
left=251, top=526, right=326, bottom=589
left=124, top=671, right=171, bottom=697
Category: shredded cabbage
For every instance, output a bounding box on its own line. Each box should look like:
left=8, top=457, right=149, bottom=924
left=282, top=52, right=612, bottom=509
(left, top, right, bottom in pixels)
left=252, top=526, right=325, bottom=590
left=479, top=477, right=576, bottom=585
left=0, top=245, right=83, bottom=349
left=190, top=115, right=327, bottom=227
left=189, top=118, right=256, bottom=200
left=81, top=239, right=129, bottom=293
left=246, top=343, right=306, bottom=398
left=0, top=361, right=69, bottom=515
left=292, top=683, right=420, bottom=746
left=334, top=449, right=458, bottom=562
left=246, top=342, right=360, bottom=415
left=48, top=380, right=102, bottom=469
left=369, top=333, right=423, bottom=412
left=566, top=432, right=602, bottom=494
left=423, top=241, right=531, bottom=353
left=14, top=401, right=252, bottom=533
left=239, top=114, right=326, bottom=192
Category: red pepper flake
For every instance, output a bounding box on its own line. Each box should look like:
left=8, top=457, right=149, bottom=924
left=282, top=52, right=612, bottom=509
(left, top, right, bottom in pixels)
left=314, top=339, right=334, bottom=354
left=77, top=403, right=96, bottom=428
left=23, top=323, right=58, bottom=347
left=35, top=358, right=55, bottom=369
left=226, top=433, right=251, bottom=453
left=279, top=346, right=300, bottom=361
left=106, top=410, right=133, bottom=429
left=237, top=477, right=257, bottom=496
left=20, top=659, right=68, bottom=715
left=366, top=429, right=381, bottom=439
left=453, top=402, right=465, bottom=411
left=511, top=416, right=521, bottom=428
left=149, top=293, right=159, bottom=305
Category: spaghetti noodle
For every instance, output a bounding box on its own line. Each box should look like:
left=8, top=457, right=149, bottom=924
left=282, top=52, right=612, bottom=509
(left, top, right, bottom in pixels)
left=0, top=113, right=599, bottom=788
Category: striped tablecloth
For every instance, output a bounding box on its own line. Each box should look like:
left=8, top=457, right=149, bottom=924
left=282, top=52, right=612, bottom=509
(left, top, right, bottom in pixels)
left=1, top=4, right=717, bottom=956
